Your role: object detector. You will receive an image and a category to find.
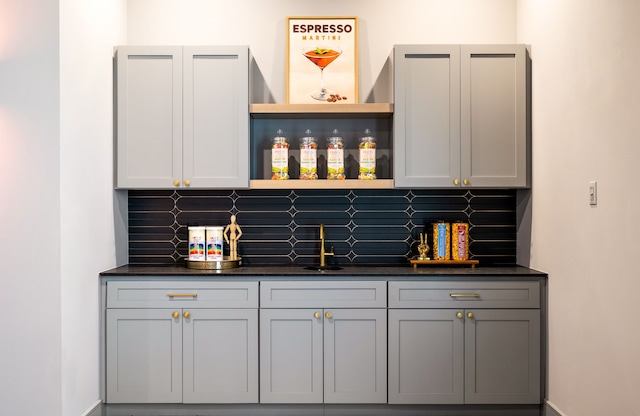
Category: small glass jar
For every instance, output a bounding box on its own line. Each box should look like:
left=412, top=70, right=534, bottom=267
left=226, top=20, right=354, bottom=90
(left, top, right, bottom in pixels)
left=299, top=129, right=318, bottom=180
left=271, top=129, right=289, bottom=180
left=326, top=129, right=345, bottom=180
left=358, top=129, right=377, bottom=180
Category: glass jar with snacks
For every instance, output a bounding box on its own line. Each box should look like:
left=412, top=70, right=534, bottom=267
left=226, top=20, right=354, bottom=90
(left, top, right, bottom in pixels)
left=358, top=129, right=376, bottom=180
left=271, top=129, right=289, bottom=180
left=451, top=221, right=469, bottom=260
left=326, top=129, right=345, bottom=180
left=299, top=129, right=318, bottom=180
left=432, top=221, right=451, bottom=260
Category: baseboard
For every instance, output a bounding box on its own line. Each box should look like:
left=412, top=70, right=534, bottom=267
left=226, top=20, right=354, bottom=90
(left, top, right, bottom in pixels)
left=543, top=400, right=564, bottom=416
left=83, top=400, right=104, bottom=416
left=103, top=404, right=542, bottom=416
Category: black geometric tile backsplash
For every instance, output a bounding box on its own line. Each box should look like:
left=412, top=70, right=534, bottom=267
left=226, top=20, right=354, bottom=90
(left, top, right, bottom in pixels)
left=128, top=189, right=518, bottom=267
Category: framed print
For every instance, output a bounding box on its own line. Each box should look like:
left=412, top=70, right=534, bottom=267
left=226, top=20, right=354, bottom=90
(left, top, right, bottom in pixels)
left=287, top=16, right=358, bottom=104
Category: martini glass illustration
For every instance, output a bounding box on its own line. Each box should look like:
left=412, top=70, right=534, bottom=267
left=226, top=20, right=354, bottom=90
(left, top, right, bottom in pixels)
left=302, top=47, right=342, bottom=101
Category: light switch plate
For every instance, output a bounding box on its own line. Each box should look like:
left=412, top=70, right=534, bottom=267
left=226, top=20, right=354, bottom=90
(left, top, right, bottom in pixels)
left=589, top=181, right=597, bottom=206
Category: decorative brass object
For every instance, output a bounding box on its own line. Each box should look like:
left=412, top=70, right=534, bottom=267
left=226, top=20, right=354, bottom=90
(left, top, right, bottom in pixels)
left=319, top=224, right=334, bottom=267
left=416, top=232, right=430, bottom=260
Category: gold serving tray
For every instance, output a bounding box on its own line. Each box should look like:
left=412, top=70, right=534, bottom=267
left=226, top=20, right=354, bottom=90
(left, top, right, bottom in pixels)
left=186, top=257, right=242, bottom=270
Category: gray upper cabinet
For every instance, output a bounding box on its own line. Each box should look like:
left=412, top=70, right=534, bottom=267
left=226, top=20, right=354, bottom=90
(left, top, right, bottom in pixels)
left=394, top=44, right=529, bottom=188
left=116, top=45, right=249, bottom=189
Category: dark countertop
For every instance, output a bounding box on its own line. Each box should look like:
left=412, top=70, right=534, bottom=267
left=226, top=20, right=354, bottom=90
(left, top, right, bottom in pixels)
left=100, top=264, right=547, bottom=281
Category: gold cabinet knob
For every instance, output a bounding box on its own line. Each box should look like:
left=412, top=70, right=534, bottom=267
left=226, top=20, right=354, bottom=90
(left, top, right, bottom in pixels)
left=314, top=312, right=321, bottom=319
left=183, top=311, right=191, bottom=319
left=456, top=312, right=463, bottom=319
left=183, top=179, right=190, bottom=186
left=173, top=180, right=180, bottom=187
left=467, top=312, right=474, bottom=319
left=463, top=179, right=470, bottom=185
left=454, top=179, right=460, bottom=185
left=172, top=311, right=179, bottom=319
left=325, top=311, right=333, bottom=319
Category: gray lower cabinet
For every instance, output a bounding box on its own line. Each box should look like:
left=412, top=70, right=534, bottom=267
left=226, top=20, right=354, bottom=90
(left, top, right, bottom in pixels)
left=115, top=45, right=249, bottom=189
left=394, top=44, right=529, bottom=188
left=259, top=281, right=387, bottom=404
left=105, top=281, right=258, bottom=403
left=388, top=281, right=541, bottom=405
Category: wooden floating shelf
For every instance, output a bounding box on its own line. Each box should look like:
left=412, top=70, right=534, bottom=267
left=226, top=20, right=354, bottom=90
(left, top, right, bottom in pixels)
left=250, top=103, right=394, bottom=118
left=250, top=179, right=394, bottom=190
left=410, top=259, right=479, bottom=269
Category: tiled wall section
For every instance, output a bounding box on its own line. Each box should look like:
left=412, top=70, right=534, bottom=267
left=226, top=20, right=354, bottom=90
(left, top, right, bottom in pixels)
left=128, top=189, right=518, bottom=266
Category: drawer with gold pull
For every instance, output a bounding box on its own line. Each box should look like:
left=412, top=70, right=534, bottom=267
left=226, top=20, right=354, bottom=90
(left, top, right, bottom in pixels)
left=388, top=281, right=539, bottom=309
left=107, top=280, right=258, bottom=308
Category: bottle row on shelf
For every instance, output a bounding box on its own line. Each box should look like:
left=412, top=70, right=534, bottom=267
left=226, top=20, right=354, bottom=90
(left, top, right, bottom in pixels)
left=271, top=128, right=377, bottom=181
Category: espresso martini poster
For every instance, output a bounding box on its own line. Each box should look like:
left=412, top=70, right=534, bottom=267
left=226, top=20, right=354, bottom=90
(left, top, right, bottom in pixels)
left=287, top=16, right=358, bottom=104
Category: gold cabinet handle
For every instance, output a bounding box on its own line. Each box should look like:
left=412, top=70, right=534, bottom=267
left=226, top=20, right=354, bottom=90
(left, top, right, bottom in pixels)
left=173, top=180, right=180, bottom=186
left=183, top=311, right=191, bottom=319
left=467, top=312, right=474, bottom=319
left=325, top=311, right=333, bottom=319
left=454, top=179, right=460, bottom=185
left=172, top=311, right=180, bottom=319
left=314, top=312, right=321, bottom=319
left=184, top=179, right=190, bottom=186
left=167, top=293, right=198, bottom=298
left=463, top=179, right=470, bottom=185
left=456, top=312, right=463, bottom=319
left=449, top=293, right=480, bottom=298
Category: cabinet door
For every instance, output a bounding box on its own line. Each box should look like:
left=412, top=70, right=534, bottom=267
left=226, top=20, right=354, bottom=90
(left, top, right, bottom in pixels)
left=116, top=46, right=183, bottom=189
left=460, top=45, right=528, bottom=187
left=388, top=309, right=464, bottom=404
left=183, top=46, right=249, bottom=188
left=106, top=309, right=182, bottom=403
left=259, top=309, right=323, bottom=403
left=394, top=45, right=461, bottom=188
left=324, top=309, right=387, bottom=404
left=183, top=309, right=258, bottom=403
left=465, top=309, right=540, bottom=404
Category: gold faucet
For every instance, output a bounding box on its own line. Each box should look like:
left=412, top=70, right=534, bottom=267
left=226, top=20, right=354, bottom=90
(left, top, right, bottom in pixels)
left=319, top=224, right=334, bottom=267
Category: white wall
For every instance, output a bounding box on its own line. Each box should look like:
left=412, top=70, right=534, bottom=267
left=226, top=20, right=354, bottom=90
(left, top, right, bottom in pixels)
left=127, top=0, right=517, bottom=103
left=0, top=1, right=126, bottom=415
left=0, top=0, right=63, bottom=414
left=59, top=1, right=127, bottom=415
left=517, top=1, right=640, bottom=415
